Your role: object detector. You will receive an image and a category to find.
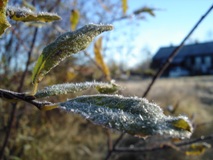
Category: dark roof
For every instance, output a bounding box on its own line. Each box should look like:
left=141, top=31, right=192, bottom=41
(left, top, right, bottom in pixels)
left=153, top=41, right=213, bottom=60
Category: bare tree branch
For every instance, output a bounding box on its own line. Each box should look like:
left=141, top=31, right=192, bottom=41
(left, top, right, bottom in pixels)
left=0, top=88, right=52, bottom=109
left=110, top=134, right=213, bottom=153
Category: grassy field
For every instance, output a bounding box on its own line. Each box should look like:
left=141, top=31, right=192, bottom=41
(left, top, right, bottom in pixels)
left=1, top=76, right=213, bottom=160
left=119, top=76, right=213, bottom=126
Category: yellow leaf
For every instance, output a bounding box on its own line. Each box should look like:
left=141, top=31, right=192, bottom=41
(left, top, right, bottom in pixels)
left=0, top=0, right=11, bottom=36
left=70, top=9, right=80, bottom=31
left=171, top=117, right=192, bottom=132
left=94, top=37, right=111, bottom=81
left=185, top=142, right=211, bottom=156
left=121, top=0, right=128, bottom=15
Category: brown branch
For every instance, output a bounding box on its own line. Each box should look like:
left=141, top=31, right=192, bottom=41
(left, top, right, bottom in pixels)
left=0, top=28, right=38, bottom=159
left=12, top=28, right=30, bottom=52
left=111, top=134, right=213, bottom=153
left=105, top=3, right=213, bottom=160
left=0, top=88, right=52, bottom=109
left=84, top=50, right=103, bottom=71
left=104, top=133, right=125, bottom=160
left=48, top=0, right=61, bottom=12
left=18, top=28, right=38, bottom=91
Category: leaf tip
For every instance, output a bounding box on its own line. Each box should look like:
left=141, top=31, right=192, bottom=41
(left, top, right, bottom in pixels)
left=170, top=116, right=193, bottom=132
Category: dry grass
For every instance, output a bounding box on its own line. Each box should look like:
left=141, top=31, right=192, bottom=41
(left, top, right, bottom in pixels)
left=119, top=76, right=213, bottom=126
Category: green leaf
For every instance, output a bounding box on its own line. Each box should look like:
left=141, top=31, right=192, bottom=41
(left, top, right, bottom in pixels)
left=6, top=6, right=61, bottom=22
left=31, top=24, right=113, bottom=94
left=185, top=142, right=211, bottom=156
left=35, top=81, right=119, bottom=98
left=0, top=0, right=11, bottom=36
left=57, top=94, right=193, bottom=138
left=70, top=9, right=80, bottom=31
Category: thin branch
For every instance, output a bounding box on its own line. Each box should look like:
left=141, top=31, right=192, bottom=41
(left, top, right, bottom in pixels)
left=105, top=3, right=213, bottom=160
left=12, top=28, right=30, bottom=52
left=48, top=0, right=61, bottom=12
left=83, top=50, right=103, bottom=71
left=0, top=88, right=51, bottom=109
left=104, top=133, right=125, bottom=160
left=18, top=28, right=38, bottom=91
left=194, top=121, right=213, bottom=128
left=0, top=28, right=38, bottom=159
left=106, top=130, right=113, bottom=151
left=111, top=134, right=213, bottom=153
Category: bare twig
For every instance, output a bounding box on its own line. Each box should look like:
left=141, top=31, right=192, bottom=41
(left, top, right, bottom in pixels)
left=0, top=28, right=38, bottom=159
left=19, top=28, right=38, bottom=91
left=105, top=3, right=213, bottom=160
left=104, top=133, right=125, bottom=160
left=48, top=0, right=61, bottom=12
left=12, top=28, right=30, bottom=52
left=83, top=51, right=103, bottom=71
left=111, top=134, right=213, bottom=153
left=0, top=88, right=52, bottom=109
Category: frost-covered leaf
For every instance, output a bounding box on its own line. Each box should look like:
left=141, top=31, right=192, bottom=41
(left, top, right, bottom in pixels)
left=94, top=37, right=111, bottom=81
left=70, top=9, right=80, bottom=31
left=0, top=0, right=11, bottom=36
left=185, top=142, right=211, bottom=156
left=58, top=94, right=193, bottom=138
left=35, top=81, right=119, bottom=98
left=6, top=6, right=61, bottom=22
left=31, top=24, right=113, bottom=94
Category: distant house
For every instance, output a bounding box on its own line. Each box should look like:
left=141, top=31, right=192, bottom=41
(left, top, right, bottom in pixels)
left=151, top=41, right=213, bottom=77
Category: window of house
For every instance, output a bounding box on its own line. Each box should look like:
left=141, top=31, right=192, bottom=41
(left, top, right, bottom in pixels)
left=195, top=57, right=201, bottom=66
left=204, top=56, right=211, bottom=67
left=186, top=58, right=191, bottom=66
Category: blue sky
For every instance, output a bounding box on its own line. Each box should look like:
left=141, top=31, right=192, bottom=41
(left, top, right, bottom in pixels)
left=110, top=1, right=213, bottom=68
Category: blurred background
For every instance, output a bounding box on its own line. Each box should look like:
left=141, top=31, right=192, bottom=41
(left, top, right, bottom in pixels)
left=0, top=0, right=213, bottom=159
